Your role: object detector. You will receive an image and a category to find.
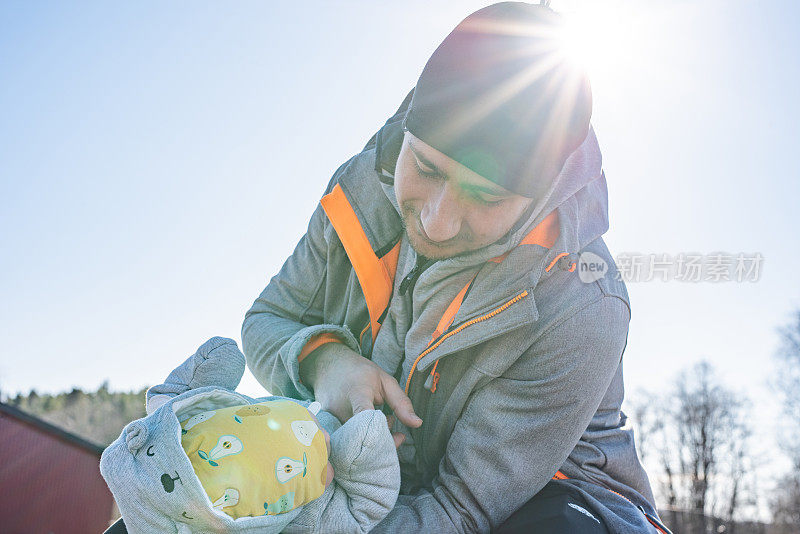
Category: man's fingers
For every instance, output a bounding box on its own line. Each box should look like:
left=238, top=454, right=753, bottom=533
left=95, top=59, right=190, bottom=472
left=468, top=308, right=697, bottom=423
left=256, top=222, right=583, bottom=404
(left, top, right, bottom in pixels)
left=348, top=388, right=375, bottom=417
left=392, top=431, right=406, bottom=449
left=381, top=375, right=422, bottom=428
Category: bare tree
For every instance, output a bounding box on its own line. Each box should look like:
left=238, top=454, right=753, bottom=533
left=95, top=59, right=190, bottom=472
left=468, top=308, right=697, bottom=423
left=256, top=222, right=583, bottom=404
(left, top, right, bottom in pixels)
left=630, top=389, right=662, bottom=465
left=771, top=474, right=800, bottom=533
left=717, top=421, right=761, bottom=534
left=630, top=389, right=681, bottom=527
left=629, top=361, right=757, bottom=534
left=771, top=310, right=800, bottom=531
left=676, top=362, right=746, bottom=532
left=776, top=310, right=800, bottom=449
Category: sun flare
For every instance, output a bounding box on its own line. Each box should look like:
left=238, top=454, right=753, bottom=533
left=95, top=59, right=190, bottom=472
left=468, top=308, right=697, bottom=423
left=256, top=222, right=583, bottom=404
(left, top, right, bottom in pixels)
left=554, top=0, right=641, bottom=83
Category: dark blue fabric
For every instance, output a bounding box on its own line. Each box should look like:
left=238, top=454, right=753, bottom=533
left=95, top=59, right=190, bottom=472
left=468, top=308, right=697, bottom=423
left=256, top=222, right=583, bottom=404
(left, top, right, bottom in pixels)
left=496, top=480, right=612, bottom=533
left=104, top=518, right=127, bottom=534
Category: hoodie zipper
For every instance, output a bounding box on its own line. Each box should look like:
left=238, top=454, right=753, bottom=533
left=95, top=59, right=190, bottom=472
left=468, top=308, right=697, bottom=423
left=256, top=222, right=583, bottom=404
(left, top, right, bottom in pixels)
left=404, top=290, right=529, bottom=395
left=398, top=257, right=434, bottom=296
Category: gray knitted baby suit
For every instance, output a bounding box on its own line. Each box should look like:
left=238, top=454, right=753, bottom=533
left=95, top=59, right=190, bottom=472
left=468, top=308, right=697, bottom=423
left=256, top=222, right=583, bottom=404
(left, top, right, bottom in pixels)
left=99, top=337, right=401, bottom=533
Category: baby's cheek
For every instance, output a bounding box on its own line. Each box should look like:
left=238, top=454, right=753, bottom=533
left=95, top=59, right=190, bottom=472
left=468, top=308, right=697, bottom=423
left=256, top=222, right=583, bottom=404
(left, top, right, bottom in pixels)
left=324, top=461, right=334, bottom=488
left=322, top=429, right=331, bottom=456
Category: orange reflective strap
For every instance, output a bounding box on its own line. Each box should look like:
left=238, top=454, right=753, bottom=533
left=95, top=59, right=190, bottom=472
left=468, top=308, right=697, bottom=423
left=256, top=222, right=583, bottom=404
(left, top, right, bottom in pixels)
left=422, top=274, right=477, bottom=393
left=381, top=239, right=401, bottom=283
left=430, top=275, right=476, bottom=342
left=489, top=209, right=561, bottom=263
left=519, top=209, right=560, bottom=248
left=320, top=183, right=400, bottom=343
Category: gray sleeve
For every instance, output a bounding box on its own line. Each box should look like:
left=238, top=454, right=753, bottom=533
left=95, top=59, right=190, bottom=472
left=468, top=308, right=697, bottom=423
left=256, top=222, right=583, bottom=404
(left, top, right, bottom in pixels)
left=284, top=410, right=401, bottom=534
left=241, top=182, right=361, bottom=402
left=145, top=337, right=245, bottom=414
left=371, top=296, right=631, bottom=533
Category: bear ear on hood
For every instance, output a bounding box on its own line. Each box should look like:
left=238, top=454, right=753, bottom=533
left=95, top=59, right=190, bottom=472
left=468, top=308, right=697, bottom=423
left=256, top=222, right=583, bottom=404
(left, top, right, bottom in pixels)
left=125, top=420, right=149, bottom=454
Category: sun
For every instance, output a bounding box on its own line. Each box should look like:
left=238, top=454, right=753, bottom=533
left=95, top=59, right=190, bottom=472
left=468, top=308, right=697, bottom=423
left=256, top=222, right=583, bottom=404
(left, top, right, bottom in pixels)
left=552, top=0, right=642, bottom=84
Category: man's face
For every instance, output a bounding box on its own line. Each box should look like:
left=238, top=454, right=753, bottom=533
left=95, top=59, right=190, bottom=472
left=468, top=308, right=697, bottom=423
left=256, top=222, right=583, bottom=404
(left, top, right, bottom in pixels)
left=394, top=131, right=535, bottom=260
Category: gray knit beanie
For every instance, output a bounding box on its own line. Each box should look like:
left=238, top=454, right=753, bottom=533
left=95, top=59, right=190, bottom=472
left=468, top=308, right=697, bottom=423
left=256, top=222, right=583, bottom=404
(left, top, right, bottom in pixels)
left=403, top=2, right=592, bottom=198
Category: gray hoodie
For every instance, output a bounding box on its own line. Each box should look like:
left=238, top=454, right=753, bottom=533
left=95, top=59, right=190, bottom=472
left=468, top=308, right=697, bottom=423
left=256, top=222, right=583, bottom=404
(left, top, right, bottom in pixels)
left=99, top=337, right=400, bottom=533
left=242, top=100, right=666, bottom=532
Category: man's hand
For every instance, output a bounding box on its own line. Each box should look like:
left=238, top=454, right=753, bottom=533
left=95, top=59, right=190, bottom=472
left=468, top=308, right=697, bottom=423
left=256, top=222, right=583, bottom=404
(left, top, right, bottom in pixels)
left=386, top=415, right=407, bottom=449
left=299, top=341, right=422, bottom=429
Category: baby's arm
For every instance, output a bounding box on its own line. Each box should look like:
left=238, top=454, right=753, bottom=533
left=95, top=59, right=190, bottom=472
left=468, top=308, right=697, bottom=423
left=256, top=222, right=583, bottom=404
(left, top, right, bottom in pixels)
left=145, top=336, right=245, bottom=414
left=285, top=409, right=401, bottom=534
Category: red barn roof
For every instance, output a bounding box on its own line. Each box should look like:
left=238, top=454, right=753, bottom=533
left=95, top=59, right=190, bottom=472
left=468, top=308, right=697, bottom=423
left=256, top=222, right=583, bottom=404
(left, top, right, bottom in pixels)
left=0, top=402, right=116, bottom=533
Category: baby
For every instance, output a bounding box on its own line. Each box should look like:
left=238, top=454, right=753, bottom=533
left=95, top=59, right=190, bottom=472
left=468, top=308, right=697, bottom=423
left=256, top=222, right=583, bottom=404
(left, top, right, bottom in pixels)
left=100, top=337, right=400, bottom=533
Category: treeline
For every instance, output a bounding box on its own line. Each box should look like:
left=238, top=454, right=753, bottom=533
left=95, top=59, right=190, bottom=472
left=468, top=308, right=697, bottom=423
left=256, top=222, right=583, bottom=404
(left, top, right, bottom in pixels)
left=629, top=310, right=800, bottom=534
left=2, top=382, right=148, bottom=446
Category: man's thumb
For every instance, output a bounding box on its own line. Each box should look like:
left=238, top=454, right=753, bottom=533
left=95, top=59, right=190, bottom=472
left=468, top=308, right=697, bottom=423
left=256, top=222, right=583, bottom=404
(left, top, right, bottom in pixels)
left=348, top=390, right=374, bottom=418
left=382, top=376, right=423, bottom=428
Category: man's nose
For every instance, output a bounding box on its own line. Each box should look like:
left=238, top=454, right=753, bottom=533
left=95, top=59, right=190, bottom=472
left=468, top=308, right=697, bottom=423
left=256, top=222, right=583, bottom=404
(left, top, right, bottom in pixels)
left=420, top=183, right=462, bottom=242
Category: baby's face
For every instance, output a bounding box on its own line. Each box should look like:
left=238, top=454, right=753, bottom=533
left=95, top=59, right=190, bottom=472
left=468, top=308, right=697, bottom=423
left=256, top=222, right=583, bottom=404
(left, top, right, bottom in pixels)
left=309, top=411, right=334, bottom=488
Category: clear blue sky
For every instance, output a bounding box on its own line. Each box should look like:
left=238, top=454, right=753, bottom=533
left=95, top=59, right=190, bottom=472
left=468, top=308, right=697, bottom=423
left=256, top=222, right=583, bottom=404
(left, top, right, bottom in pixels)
left=1, top=0, right=799, bottom=494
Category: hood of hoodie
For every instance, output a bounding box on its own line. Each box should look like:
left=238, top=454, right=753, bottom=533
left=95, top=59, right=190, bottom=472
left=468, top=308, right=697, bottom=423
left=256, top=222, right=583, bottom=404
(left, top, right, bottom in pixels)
left=331, top=88, right=610, bottom=376
left=371, top=88, right=609, bottom=272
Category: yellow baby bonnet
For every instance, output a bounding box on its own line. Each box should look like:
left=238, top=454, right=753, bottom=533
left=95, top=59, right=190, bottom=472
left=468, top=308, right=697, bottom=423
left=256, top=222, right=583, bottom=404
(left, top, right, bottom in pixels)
left=180, top=400, right=328, bottom=519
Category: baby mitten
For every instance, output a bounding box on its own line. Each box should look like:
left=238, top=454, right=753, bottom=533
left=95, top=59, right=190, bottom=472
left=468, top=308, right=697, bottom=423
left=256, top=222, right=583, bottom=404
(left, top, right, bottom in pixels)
left=146, top=337, right=246, bottom=414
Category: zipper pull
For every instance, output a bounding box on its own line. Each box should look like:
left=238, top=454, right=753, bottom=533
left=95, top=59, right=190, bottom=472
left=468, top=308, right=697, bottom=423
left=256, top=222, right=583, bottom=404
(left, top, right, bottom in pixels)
left=424, top=373, right=434, bottom=390
left=424, top=360, right=440, bottom=392
left=558, top=253, right=577, bottom=272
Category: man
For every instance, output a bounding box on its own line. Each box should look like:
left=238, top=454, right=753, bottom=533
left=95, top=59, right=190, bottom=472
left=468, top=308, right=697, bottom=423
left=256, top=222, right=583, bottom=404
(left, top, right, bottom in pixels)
left=243, top=3, right=668, bottom=533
